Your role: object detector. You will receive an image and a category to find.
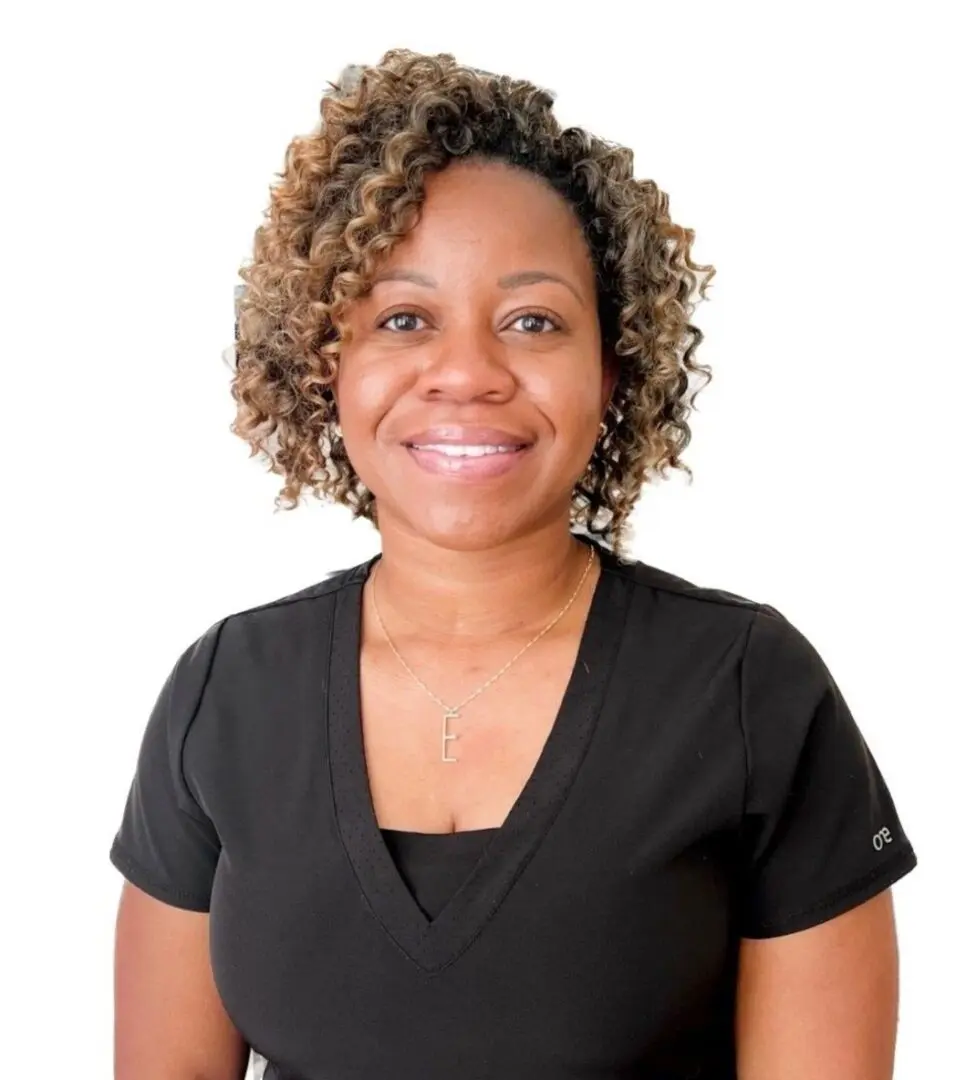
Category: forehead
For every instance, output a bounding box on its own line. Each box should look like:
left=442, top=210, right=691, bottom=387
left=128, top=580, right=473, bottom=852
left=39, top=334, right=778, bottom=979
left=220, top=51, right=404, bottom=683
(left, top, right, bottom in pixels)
left=377, top=160, right=595, bottom=282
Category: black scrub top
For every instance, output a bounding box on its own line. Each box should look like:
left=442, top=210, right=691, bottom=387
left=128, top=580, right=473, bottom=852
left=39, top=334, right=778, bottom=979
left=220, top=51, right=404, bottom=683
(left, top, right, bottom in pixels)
left=108, top=535, right=918, bottom=1079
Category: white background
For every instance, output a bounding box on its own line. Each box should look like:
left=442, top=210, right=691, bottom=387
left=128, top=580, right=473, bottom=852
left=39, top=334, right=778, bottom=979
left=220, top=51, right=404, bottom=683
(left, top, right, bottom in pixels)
left=3, top=2, right=961, bottom=1076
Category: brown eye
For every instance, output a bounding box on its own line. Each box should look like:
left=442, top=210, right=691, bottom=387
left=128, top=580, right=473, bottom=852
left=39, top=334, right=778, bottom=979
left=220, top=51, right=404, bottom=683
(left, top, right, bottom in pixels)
left=379, top=312, right=426, bottom=332
left=510, top=312, right=560, bottom=334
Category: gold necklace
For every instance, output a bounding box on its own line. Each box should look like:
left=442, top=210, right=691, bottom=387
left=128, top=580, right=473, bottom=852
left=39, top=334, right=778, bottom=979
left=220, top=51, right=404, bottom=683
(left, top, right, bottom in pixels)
left=369, top=544, right=597, bottom=762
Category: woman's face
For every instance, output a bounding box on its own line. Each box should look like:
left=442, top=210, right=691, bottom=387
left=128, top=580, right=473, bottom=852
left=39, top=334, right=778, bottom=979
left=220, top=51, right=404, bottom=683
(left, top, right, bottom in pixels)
left=333, top=159, right=617, bottom=552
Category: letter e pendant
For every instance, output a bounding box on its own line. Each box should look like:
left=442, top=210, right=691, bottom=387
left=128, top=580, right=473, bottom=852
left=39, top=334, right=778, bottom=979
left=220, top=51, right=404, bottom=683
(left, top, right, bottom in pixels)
left=442, top=707, right=460, bottom=762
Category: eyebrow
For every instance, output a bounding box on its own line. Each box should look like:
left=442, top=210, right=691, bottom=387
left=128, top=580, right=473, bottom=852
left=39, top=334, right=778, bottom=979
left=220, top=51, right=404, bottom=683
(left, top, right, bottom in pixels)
left=371, top=269, right=438, bottom=288
left=497, top=270, right=585, bottom=307
left=370, top=268, right=586, bottom=306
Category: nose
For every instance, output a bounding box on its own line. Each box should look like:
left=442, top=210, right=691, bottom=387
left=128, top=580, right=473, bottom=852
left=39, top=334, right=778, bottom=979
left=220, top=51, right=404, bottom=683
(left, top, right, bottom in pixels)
left=416, top=323, right=517, bottom=403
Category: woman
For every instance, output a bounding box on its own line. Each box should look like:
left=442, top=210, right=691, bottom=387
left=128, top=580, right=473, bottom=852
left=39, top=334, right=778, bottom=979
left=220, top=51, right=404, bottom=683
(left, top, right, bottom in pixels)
left=110, top=49, right=918, bottom=1079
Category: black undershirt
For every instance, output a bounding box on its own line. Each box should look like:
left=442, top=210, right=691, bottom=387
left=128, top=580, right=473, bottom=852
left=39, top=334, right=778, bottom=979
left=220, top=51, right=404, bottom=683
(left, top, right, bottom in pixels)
left=380, top=827, right=499, bottom=921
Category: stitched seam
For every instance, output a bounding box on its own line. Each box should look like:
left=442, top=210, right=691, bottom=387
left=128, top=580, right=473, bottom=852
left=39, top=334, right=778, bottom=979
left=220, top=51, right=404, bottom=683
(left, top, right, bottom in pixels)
left=110, top=840, right=211, bottom=907
left=322, top=588, right=422, bottom=968
left=220, top=559, right=377, bottom=623
left=736, top=609, right=758, bottom=822
left=604, top=557, right=767, bottom=613
left=178, top=616, right=229, bottom=824
left=752, top=842, right=917, bottom=931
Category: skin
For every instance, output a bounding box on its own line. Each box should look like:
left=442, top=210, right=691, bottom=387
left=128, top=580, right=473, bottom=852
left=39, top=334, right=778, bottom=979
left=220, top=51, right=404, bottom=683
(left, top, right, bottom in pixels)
left=333, top=158, right=618, bottom=647
left=735, top=889, right=902, bottom=1079
left=113, top=159, right=903, bottom=1078
left=114, top=885, right=248, bottom=1079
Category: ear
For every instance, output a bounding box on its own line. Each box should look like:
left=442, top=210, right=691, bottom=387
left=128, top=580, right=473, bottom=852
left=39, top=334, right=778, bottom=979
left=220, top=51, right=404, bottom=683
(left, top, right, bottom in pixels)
left=600, top=350, right=619, bottom=418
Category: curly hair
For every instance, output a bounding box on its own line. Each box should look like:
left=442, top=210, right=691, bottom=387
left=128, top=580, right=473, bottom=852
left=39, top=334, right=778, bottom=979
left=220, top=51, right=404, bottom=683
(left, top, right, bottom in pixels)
left=230, top=48, right=715, bottom=559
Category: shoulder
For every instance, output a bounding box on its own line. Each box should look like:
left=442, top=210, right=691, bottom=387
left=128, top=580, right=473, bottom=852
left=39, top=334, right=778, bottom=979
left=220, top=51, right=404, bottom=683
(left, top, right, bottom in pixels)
left=225, top=556, right=373, bottom=622
left=608, top=552, right=761, bottom=610
left=600, top=545, right=767, bottom=640
left=180, top=555, right=375, bottom=673
left=599, top=547, right=828, bottom=686
left=605, top=552, right=846, bottom=757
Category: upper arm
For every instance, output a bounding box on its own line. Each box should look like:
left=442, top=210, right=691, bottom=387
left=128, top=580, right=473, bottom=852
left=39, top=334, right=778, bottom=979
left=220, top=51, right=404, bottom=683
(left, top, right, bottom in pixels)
left=736, top=889, right=900, bottom=1080
left=733, top=605, right=917, bottom=1076
left=114, top=881, right=249, bottom=1080
left=109, top=620, right=246, bottom=1077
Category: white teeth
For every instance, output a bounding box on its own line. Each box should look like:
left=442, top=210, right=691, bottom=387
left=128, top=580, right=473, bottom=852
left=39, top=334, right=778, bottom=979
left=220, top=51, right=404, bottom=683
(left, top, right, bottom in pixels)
left=411, top=444, right=521, bottom=457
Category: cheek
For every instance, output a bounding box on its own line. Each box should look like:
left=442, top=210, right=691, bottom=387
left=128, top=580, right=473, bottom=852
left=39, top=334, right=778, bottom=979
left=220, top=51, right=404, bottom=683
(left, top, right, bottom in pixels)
left=527, top=369, right=604, bottom=443
left=336, top=356, right=404, bottom=438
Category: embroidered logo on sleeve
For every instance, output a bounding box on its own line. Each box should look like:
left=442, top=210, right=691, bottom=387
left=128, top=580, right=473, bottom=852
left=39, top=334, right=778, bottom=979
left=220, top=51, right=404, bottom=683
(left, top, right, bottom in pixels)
left=873, top=827, right=893, bottom=851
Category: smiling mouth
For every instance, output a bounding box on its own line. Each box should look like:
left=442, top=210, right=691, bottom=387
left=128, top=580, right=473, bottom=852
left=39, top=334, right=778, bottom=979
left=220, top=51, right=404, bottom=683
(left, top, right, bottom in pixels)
left=405, top=443, right=528, bottom=457
left=402, top=442, right=532, bottom=478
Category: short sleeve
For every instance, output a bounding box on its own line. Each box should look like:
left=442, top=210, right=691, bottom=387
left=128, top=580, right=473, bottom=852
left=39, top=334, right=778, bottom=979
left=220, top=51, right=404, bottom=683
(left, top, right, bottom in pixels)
left=109, top=620, right=225, bottom=912
left=737, top=603, right=918, bottom=938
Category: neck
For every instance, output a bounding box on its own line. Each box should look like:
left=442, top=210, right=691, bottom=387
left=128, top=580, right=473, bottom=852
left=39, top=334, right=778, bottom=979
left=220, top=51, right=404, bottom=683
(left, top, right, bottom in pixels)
left=366, top=521, right=598, bottom=647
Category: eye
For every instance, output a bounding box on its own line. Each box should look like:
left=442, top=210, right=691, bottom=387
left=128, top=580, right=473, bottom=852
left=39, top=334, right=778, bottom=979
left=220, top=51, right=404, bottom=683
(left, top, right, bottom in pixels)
left=378, top=311, right=426, bottom=332
left=508, top=311, right=561, bottom=334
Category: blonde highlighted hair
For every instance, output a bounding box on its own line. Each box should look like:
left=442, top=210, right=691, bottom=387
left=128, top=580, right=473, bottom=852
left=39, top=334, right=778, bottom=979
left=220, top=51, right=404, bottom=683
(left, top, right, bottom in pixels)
left=230, top=48, right=715, bottom=558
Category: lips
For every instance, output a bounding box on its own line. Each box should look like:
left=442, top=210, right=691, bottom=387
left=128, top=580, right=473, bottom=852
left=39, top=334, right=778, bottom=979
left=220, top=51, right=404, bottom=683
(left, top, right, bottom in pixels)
left=400, top=426, right=534, bottom=480
left=401, top=425, right=533, bottom=450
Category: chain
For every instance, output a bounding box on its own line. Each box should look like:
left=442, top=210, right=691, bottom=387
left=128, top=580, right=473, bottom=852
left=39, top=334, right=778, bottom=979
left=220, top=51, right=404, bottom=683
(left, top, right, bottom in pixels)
left=369, top=543, right=597, bottom=717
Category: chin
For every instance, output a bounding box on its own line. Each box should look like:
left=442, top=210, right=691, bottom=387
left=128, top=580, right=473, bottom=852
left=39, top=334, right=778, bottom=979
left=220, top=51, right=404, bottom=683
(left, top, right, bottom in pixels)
left=393, top=499, right=544, bottom=553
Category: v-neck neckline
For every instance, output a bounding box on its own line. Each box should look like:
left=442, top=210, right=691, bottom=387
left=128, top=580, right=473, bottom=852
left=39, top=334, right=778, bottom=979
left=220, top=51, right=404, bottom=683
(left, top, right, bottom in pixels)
left=325, top=536, right=630, bottom=974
